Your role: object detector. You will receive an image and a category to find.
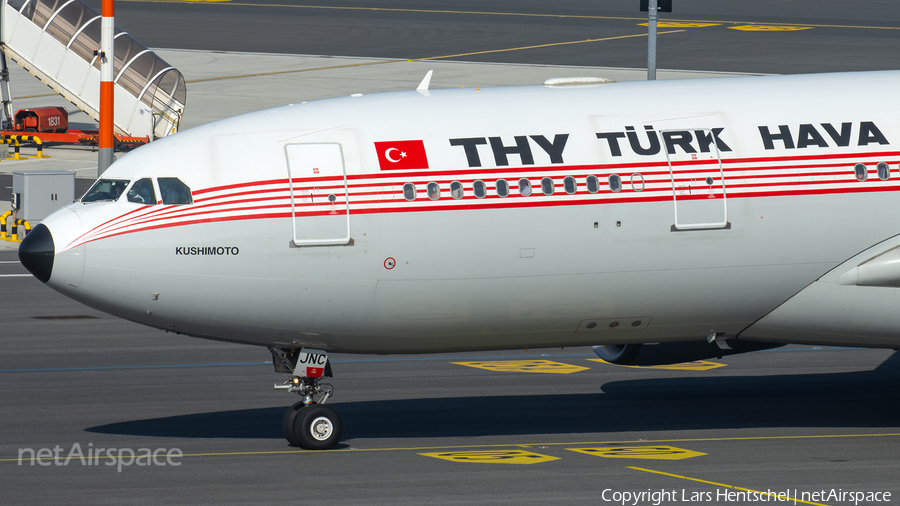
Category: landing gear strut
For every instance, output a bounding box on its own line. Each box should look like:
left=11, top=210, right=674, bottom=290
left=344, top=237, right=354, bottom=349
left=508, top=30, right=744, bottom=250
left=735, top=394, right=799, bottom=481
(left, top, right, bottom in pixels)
left=271, top=347, right=343, bottom=450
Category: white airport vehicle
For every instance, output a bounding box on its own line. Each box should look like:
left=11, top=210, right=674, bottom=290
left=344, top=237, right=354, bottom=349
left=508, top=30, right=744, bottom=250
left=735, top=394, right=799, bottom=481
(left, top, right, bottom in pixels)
left=18, top=70, right=900, bottom=449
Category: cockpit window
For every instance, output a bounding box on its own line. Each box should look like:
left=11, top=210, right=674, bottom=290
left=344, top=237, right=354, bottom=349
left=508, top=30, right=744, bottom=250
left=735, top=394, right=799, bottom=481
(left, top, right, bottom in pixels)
left=158, top=178, right=193, bottom=205
left=126, top=178, right=157, bottom=205
left=82, top=179, right=130, bottom=202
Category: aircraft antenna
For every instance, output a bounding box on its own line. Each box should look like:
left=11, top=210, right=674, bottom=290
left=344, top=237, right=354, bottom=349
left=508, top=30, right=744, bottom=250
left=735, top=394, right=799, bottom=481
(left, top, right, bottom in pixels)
left=416, top=70, right=434, bottom=91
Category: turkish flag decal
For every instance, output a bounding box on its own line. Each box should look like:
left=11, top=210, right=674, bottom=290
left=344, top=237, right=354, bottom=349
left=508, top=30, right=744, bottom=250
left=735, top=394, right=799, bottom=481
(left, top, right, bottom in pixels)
left=375, top=140, right=429, bottom=170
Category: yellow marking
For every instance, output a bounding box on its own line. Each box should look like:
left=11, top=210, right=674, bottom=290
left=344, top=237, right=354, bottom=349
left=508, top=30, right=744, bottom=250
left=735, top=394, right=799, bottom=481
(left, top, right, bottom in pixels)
left=3, top=432, right=898, bottom=462
left=628, top=467, right=830, bottom=506
left=180, top=0, right=230, bottom=2
left=187, top=60, right=393, bottom=83
left=569, top=446, right=705, bottom=460
left=454, top=359, right=589, bottom=374
left=588, top=359, right=727, bottom=371
left=420, top=450, right=558, bottom=464
left=185, top=31, right=682, bottom=84
left=638, top=22, right=720, bottom=28
left=11, top=93, right=57, bottom=100
left=729, top=25, right=812, bottom=32
left=116, top=1, right=900, bottom=31
left=408, top=31, right=685, bottom=61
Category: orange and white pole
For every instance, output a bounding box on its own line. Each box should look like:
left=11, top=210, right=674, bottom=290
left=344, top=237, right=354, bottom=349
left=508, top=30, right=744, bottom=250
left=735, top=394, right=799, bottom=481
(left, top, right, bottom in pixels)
left=98, top=0, right=115, bottom=174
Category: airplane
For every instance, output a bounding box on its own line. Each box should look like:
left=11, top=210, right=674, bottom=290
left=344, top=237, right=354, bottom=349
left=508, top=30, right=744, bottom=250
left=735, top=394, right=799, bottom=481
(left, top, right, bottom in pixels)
left=17, top=69, right=900, bottom=450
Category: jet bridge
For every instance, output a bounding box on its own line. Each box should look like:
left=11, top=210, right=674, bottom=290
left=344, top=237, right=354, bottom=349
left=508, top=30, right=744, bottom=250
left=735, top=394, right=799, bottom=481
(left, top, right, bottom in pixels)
left=0, top=0, right=185, bottom=140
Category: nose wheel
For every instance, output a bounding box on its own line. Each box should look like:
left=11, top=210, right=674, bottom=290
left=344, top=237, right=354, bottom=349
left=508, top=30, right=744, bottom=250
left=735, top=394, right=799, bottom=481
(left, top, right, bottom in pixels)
left=272, top=347, right=343, bottom=450
left=282, top=400, right=344, bottom=449
left=285, top=404, right=343, bottom=450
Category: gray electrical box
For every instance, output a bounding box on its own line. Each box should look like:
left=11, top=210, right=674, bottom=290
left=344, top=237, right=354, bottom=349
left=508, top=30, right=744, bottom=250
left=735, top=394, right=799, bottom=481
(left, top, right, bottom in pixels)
left=12, top=170, right=76, bottom=222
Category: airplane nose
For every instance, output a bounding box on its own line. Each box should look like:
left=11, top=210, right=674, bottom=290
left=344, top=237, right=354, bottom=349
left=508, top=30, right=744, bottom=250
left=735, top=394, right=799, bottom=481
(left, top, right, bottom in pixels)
left=18, top=223, right=54, bottom=283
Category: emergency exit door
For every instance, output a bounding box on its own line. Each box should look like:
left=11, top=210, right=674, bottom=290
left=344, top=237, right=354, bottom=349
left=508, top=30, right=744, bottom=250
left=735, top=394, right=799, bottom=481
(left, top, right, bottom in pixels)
left=665, top=128, right=729, bottom=230
left=285, top=143, right=351, bottom=246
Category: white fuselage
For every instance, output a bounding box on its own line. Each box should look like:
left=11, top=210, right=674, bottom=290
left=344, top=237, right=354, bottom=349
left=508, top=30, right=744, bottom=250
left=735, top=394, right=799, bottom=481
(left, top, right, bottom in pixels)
left=30, top=71, right=900, bottom=353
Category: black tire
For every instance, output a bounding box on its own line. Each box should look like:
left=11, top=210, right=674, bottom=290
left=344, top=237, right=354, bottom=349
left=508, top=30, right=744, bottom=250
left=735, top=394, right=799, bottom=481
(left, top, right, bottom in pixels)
left=591, top=344, right=642, bottom=365
left=293, top=404, right=343, bottom=450
left=282, top=401, right=306, bottom=447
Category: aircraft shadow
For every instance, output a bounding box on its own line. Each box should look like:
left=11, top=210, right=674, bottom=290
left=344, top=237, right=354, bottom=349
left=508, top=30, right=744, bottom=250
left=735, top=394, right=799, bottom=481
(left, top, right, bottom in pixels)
left=86, top=352, right=900, bottom=441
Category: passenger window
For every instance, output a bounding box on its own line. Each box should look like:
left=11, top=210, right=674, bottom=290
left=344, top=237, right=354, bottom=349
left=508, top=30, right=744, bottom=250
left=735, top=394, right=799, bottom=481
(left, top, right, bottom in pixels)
left=427, top=182, right=441, bottom=200
left=541, top=177, right=554, bottom=195
left=854, top=163, right=868, bottom=182
left=878, top=162, right=890, bottom=180
left=403, top=183, right=417, bottom=201
left=564, top=176, right=576, bottom=194
left=158, top=178, right=193, bottom=204
left=474, top=180, right=486, bottom=198
left=518, top=178, right=532, bottom=196
left=496, top=179, right=509, bottom=197
left=631, top=173, right=645, bottom=192
left=82, top=179, right=130, bottom=202
left=609, top=174, right=622, bottom=192
left=450, top=181, right=464, bottom=199
left=126, top=178, right=157, bottom=205
left=586, top=175, right=599, bottom=194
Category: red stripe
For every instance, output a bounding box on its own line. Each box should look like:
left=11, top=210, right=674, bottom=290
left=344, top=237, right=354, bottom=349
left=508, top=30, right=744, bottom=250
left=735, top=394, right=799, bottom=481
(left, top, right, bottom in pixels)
left=187, top=151, right=900, bottom=200
left=87, top=202, right=295, bottom=239
left=71, top=151, right=900, bottom=246
left=67, top=205, right=150, bottom=248
left=191, top=177, right=287, bottom=196
left=186, top=151, right=899, bottom=198
left=334, top=150, right=900, bottom=181
left=723, top=150, right=900, bottom=166
left=76, top=212, right=294, bottom=247
left=188, top=157, right=900, bottom=201
left=113, top=175, right=899, bottom=233
left=193, top=186, right=289, bottom=203
left=72, top=182, right=900, bottom=249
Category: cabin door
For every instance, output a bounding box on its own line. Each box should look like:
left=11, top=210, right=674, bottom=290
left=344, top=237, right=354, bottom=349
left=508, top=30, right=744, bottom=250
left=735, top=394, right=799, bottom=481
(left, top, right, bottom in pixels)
left=285, top=143, right=351, bottom=246
left=664, top=128, right=729, bottom=230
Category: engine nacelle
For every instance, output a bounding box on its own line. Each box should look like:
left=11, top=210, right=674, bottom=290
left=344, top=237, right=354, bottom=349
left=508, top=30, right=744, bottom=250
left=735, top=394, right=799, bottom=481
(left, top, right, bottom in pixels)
left=592, top=340, right=783, bottom=366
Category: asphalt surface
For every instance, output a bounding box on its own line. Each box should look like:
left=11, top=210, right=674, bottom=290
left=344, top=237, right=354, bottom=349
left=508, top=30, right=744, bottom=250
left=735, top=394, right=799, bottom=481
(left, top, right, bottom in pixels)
left=4, top=1, right=900, bottom=504
left=84, top=0, right=900, bottom=74
left=2, top=247, right=899, bottom=504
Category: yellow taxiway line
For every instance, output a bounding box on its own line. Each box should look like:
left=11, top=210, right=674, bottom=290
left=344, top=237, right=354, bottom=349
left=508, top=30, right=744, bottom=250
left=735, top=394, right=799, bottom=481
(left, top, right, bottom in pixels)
left=119, top=1, right=900, bottom=32
left=628, top=467, right=831, bottom=506
left=185, top=31, right=685, bottom=84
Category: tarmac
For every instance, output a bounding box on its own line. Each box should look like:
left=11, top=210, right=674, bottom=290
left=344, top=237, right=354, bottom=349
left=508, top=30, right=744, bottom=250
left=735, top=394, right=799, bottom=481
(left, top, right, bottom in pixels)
left=98, top=0, right=900, bottom=75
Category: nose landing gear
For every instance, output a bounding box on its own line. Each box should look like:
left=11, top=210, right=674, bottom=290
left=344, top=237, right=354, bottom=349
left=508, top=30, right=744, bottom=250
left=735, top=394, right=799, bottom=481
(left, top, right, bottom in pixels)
left=271, top=347, right=343, bottom=450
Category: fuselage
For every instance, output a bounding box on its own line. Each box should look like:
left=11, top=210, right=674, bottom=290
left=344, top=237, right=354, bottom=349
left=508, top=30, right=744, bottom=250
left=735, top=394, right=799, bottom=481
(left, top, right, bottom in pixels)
left=21, top=70, right=900, bottom=353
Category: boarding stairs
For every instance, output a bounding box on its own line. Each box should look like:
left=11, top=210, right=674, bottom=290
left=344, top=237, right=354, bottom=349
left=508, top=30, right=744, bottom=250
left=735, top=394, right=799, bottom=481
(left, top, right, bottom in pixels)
left=0, top=0, right=185, bottom=140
